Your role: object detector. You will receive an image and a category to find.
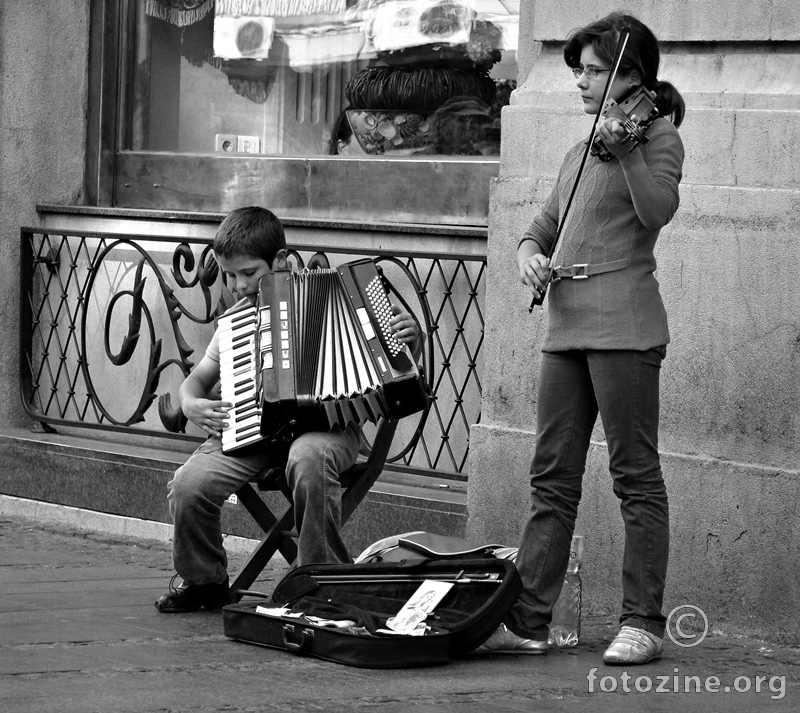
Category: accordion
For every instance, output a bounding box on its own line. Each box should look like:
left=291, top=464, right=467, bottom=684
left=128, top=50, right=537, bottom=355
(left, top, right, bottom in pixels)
left=218, top=258, right=429, bottom=454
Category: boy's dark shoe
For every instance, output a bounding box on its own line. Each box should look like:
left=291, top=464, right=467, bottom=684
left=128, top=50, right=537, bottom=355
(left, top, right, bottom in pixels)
left=155, top=574, right=231, bottom=613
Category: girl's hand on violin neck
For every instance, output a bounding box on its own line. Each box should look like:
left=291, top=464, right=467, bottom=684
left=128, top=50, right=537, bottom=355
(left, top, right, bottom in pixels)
left=518, top=252, right=551, bottom=297
left=596, top=116, right=638, bottom=162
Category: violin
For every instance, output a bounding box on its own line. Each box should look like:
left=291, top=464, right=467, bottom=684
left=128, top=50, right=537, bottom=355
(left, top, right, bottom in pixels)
left=590, top=85, right=659, bottom=161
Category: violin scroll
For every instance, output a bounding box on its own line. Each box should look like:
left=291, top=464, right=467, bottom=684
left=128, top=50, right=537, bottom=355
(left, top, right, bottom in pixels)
left=590, top=85, right=659, bottom=161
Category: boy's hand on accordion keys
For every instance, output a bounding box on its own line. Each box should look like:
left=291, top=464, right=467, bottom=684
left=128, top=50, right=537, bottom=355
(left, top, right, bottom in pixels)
left=389, top=304, right=420, bottom=345
left=183, top=396, right=232, bottom=437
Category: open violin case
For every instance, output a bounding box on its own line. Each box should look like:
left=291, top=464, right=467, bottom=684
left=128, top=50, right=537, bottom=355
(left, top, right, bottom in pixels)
left=222, top=555, right=521, bottom=668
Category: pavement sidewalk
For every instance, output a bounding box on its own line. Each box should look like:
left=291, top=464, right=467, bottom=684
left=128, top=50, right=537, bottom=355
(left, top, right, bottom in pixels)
left=1, top=509, right=798, bottom=713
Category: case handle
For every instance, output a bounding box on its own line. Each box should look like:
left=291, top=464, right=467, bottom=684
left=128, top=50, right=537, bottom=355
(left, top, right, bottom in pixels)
left=283, top=624, right=314, bottom=654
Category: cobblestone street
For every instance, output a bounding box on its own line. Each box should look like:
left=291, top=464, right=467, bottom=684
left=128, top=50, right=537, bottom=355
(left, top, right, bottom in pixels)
left=2, top=512, right=799, bottom=712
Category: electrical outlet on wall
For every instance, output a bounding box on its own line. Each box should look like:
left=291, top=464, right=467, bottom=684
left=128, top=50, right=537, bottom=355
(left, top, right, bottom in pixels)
left=215, top=133, right=238, bottom=153
left=225, top=494, right=238, bottom=506
left=215, top=134, right=260, bottom=154
left=237, top=136, right=260, bottom=153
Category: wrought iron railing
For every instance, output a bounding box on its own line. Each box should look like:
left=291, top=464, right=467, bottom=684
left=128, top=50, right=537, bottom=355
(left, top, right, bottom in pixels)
left=20, top=224, right=486, bottom=481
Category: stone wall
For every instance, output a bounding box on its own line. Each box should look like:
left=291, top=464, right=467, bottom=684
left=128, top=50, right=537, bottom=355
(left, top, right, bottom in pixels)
left=469, top=0, right=800, bottom=641
left=0, top=2, right=89, bottom=427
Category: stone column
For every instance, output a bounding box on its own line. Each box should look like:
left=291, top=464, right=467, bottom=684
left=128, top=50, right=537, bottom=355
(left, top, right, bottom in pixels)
left=469, top=0, right=800, bottom=641
left=0, top=2, right=89, bottom=428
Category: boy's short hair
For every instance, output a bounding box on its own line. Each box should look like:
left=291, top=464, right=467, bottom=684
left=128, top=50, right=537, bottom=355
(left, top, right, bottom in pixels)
left=212, top=206, right=287, bottom=266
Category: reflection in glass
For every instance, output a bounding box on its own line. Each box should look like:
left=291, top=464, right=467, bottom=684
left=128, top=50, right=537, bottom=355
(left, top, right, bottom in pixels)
left=126, top=0, right=518, bottom=157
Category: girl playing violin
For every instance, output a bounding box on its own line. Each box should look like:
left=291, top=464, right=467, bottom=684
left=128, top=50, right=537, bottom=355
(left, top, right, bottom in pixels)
left=480, top=12, right=685, bottom=663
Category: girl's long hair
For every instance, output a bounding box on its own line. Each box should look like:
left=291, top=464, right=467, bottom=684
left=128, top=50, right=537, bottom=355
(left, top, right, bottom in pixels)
left=563, top=11, right=685, bottom=128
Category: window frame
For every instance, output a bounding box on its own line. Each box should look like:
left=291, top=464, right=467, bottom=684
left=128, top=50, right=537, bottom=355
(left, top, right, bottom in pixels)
left=85, top=0, right=502, bottom=225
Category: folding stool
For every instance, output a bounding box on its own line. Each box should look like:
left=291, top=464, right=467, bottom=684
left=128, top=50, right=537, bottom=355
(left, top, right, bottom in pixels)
left=229, top=416, right=399, bottom=601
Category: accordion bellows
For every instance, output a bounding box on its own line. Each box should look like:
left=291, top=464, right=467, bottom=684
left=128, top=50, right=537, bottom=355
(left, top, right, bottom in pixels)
left=219, top=259, right=428, bottom=453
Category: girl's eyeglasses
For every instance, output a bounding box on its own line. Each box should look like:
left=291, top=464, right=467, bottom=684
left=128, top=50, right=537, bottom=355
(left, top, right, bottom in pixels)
left=572, top=66, right=611, bottom=80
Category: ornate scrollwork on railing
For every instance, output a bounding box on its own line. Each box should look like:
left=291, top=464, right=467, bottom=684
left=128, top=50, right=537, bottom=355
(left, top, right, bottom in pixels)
left=78, top=239, right=224, bottom=433
left=157, top=244, right=228, bottom=433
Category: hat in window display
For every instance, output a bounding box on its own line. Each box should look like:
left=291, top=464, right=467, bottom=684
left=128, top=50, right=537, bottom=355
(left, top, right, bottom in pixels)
left=345, top=65, right=496, bottom=112
left=346, top=109, right=434, bottom=155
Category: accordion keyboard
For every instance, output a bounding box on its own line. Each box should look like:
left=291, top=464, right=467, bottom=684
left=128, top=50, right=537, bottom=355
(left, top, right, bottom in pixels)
left=218, top=303, right=262, bottom=452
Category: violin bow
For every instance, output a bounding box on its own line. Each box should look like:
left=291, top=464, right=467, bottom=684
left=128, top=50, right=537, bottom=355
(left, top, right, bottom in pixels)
left=529, top=26, right=631, bottom=312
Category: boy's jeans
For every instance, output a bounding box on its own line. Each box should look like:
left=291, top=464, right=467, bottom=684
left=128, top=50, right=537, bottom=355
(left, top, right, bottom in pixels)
left=168, top=424, right=360, bottom=585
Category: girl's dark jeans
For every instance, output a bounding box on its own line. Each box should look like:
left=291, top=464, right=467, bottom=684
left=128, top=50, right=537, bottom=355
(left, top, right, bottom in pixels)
left=506, top=347, right=669, bottom=640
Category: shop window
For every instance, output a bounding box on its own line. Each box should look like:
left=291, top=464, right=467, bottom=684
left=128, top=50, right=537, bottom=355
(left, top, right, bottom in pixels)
left=125, top=0, right=518, bottom=158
